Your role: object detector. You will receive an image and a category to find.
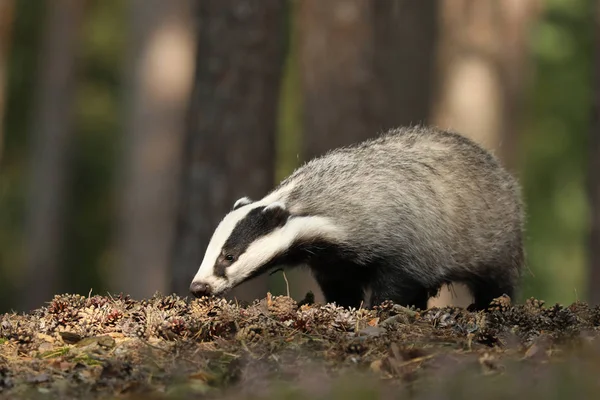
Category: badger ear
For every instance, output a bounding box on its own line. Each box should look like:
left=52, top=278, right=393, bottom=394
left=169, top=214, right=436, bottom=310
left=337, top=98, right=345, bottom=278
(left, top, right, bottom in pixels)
left=263, top=201, right=286, bottom=213
left=262, top=201, right=289, bottom=224
left=233, top=196, right=253, bottom=210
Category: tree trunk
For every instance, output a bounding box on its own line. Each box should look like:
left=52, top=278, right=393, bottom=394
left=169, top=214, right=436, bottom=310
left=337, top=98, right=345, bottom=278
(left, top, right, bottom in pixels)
left=428, top=0, right=540, bottom=308
left=298, top=0, right=380, bottom=160
left=588, top=0, right=600, bottom=305
left=372, top=0, right=438, bottom=130
left=431, top=0, right=539, bottom=169
left=21, top=0, right=85, bottom=312
left=171, top=0, right=286, bottom=302
left=111, top=0, right=196, bottom=299
left=299, top=0, right=437, bottom=157
left=0, top=0, right=14, bottom=163
left=295, top=0, right=438, bottom=304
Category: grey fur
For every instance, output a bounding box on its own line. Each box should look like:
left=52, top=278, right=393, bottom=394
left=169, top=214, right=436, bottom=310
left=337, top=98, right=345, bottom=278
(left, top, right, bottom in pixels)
left=267, top=126, right=525, bottom=309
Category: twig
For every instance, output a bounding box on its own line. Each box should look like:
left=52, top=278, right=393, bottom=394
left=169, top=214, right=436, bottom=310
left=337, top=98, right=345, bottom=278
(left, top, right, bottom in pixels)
left=395, top=354, right=435, bottom=368
left=282, top=270, right=290, bottom=297
left=268, top=267, right=291, bottom=297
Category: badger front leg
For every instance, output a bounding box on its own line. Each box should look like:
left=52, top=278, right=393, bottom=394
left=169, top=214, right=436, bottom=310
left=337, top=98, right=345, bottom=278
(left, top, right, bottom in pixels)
left=369, top=267, right=430, bottom=310
left=311, top=267, right=366, bottom=308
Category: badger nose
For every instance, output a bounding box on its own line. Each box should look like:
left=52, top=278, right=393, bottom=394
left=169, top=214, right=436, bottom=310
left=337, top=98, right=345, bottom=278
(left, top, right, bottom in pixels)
left=190, top=281, right=212, bottom=298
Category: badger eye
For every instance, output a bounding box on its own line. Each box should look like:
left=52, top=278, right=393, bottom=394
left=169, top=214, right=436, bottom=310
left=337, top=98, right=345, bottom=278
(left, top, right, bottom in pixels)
left=224, top=254, right=235, bottom=262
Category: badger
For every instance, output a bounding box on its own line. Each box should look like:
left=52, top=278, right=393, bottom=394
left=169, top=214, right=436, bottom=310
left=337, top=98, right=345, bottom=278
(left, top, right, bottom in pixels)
left=189, top=126, right=525, bottom=310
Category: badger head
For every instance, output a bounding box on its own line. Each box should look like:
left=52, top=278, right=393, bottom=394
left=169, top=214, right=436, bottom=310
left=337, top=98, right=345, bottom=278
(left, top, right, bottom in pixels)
left=189, top=196, right=343, bottom=298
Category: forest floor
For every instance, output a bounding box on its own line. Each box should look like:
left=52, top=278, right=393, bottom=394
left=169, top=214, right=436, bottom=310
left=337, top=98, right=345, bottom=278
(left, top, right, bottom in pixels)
left=1, top=292, right=600, bottom=399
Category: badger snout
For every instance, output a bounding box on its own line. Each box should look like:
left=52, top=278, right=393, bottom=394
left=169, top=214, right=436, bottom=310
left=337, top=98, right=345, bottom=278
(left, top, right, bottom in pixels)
left=189, top=281, right=212, bottom=298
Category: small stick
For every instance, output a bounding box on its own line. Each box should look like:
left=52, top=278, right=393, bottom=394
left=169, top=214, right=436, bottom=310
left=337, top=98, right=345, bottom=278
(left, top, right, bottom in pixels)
left=282, top=270, right=290, bottom=297
left=268, top=267, right=291, bottom=297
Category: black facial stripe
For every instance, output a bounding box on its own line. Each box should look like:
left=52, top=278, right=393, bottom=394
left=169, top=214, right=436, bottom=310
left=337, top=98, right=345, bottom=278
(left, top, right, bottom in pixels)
left=214, top=205, right=290, bottom=276
left=224, top=207, right=282, bottom=252
left=214, top=262, right=227, bottom=278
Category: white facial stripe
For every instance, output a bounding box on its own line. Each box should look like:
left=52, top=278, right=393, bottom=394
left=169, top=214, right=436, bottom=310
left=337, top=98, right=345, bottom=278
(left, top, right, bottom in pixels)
left=222, top=215, right=346, bottom=291
left=191, top=203, right=256, bottom=283
left=191, top=186, right=293, bottom=287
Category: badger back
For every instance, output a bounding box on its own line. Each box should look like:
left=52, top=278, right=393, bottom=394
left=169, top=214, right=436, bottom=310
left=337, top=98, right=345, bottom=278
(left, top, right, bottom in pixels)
left=280, top=126, right=524, bottom=278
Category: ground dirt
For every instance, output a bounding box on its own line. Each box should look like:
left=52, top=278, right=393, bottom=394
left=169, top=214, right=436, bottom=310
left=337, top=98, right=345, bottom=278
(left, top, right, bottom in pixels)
left=1, top=292, right=600, bottom=399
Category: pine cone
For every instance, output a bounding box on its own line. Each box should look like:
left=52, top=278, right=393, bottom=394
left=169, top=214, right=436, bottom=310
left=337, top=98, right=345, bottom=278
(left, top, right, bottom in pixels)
left=86, top=295, right=109, bottom=309
left=524, top=298, right=545, bottom=314
left=331, top=309, right=357, bottom=332
left=373, top=300, right=395, bottom=313
left=235, top=325, right=263, bottom=343
left=105, top=309, right=123, bottom=326
left=267, top=294, right=297, bottom=320
left=488, top=295, right=512, bottom=312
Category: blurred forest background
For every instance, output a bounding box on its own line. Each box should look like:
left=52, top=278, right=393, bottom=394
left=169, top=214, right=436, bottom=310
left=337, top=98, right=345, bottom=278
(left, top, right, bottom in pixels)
left=0, top=0, right=598, bottom=313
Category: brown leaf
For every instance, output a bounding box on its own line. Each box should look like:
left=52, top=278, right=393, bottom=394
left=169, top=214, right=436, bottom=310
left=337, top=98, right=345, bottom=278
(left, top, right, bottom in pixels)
left=188, top=371, right=217, bottom=382
left=59, top=332, right=82, bottom=345
left=36, top=333, right=55, bottom=343
left=370, top=359, right=383, bottom=373
left=479, top=352, right=504, bottom=375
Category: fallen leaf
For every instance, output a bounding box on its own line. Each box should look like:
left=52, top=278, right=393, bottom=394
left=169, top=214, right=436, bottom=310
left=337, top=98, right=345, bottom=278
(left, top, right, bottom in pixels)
left=75, top=335, right=115, bottom=349
left=357, top=326, right=386, bottom=337
left=36, top=333, right=55, bottom=343
left=188, top=371, right=216, bottom=382
left=38, top=342, right=54, bottom=353
left=370, top=359, right=383, bottom=373
left=266, top=292, right=273, bottom=307
left=59, top=332, right=82, bottom=345
left=27, top=373, right=51, bottom=384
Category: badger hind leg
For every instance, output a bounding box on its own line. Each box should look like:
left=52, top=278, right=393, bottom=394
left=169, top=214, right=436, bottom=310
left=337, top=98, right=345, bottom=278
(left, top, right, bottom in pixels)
left=464, top=237, right=523, bottom=310
left=464, top=270, right=517, bottom=310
